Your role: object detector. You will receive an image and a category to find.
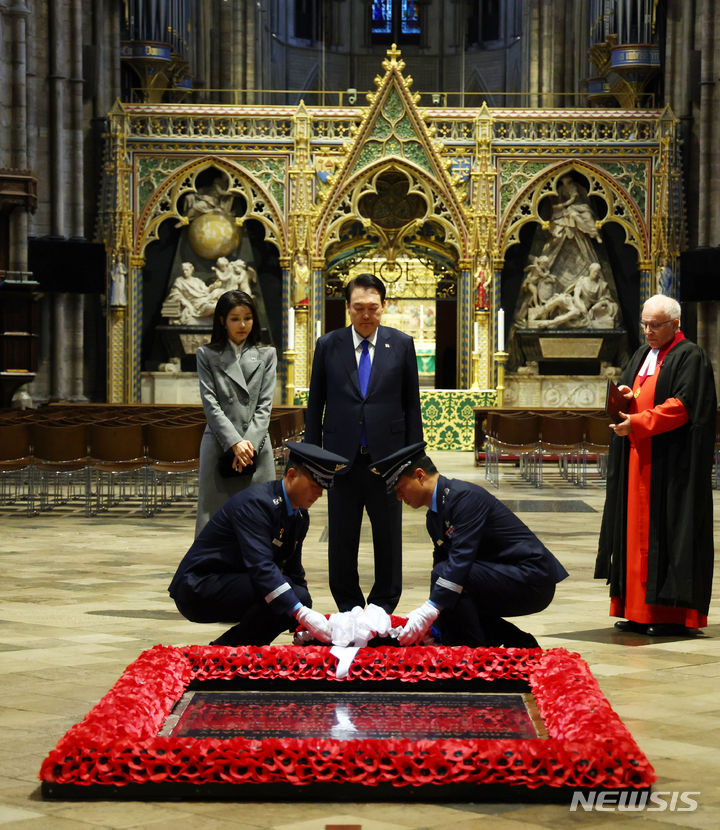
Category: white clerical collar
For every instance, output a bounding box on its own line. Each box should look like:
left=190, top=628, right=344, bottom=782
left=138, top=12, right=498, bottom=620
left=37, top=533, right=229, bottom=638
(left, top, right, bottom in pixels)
left=638, top=347, right=659, bottom=378
left=351, top=328, right=378, bottom=350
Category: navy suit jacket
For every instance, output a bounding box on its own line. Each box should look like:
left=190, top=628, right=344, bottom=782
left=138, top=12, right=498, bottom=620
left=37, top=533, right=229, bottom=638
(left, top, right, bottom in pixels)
left=305, top=324, right=423, bottom=462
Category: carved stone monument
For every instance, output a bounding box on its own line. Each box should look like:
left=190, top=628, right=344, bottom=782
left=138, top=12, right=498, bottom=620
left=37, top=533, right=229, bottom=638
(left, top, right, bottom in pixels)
left=509, top=173, right=625, bottom=378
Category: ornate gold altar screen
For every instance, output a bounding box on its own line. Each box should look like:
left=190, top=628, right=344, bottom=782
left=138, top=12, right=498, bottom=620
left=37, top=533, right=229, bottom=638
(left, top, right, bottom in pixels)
left=101, top=46, right=682, bottom=447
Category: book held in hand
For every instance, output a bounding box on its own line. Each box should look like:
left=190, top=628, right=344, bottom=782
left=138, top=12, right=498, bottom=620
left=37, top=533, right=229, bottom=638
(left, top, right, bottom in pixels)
left=605, top=380, right=629, bottom=419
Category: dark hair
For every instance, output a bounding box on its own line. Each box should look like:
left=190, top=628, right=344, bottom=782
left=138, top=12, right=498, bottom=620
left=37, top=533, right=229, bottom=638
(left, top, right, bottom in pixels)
left=208, top=290, right=260, bottom=350
left=401, top=453, right=438, bottom=477
left=344, top=273, right=386, bottom=303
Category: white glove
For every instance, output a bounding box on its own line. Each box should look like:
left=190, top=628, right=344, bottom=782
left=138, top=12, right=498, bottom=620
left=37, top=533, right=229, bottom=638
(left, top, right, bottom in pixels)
left=294, top=606, right=332, bottom=643
left=398, top=601, right=439, bottom=646
left=364, top=603, right=392, bottom=638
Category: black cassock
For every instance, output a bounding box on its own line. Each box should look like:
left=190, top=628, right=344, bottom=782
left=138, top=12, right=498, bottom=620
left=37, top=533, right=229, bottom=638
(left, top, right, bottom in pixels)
left=595, top=338, right=716, bottom=614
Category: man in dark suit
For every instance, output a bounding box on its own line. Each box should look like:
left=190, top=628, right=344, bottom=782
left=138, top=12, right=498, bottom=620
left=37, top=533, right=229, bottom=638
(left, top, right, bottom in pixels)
left=305, top=273, right=423, bottom=613
left=169, top=442, right=348, bottom=646
left=371, top=442, right=568, bottom=647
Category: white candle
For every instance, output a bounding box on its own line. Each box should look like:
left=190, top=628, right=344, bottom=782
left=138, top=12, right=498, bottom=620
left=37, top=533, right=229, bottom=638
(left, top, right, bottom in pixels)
left=288, top=306, right=295, bottom=350
left=497, top=307, right=505, bottom=352
left=473, top=321, right=479, bottom=353
left=420, top=304, right=424, bottom=334
left=315, top=320, right=321, bottom=340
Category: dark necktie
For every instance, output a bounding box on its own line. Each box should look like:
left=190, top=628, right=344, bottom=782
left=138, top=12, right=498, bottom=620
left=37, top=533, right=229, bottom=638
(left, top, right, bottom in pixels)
left=358, top=339, right=371, bottom=397
left=358, top=340, right=371, bottom=448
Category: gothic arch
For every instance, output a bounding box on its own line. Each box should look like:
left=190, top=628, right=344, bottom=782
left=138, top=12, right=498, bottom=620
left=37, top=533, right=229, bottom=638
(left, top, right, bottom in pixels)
left=498, top=160, right=648, bottom=262
left=316, top=159, right=468, bottom=265
left=134, top=156, right=286, bottom=260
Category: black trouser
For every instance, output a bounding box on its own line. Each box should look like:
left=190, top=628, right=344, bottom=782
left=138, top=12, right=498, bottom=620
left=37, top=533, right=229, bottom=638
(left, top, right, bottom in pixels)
left=434, top=561, right=556, bottom=647
left=171, top=571, right=311, bottom=646
left=327, top=448, right=402, bottom=613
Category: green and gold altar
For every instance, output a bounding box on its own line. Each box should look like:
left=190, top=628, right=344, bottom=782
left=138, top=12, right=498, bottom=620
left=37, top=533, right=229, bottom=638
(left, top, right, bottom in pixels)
left=101, top=46, right=683, bottom=451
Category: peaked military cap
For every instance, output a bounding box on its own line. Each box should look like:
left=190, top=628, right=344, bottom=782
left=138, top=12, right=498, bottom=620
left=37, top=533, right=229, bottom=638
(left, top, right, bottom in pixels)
left=370, top=441, right=428, bottom=491
left=286, top=441, right=349, bottom=489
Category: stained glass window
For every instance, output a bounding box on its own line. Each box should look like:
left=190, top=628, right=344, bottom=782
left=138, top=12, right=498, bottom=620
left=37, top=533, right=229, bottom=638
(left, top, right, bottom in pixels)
left=401, top=0, right=420, bottom=35
left=371, top=0, right=421, bottom=41
left=371, top=0, right=392, bottom=35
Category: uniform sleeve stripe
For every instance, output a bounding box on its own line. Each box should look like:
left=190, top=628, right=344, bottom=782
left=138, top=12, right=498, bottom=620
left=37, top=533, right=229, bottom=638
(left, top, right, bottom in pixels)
left=265, top=583, right=291, bottom=602
left=436, top=576, right=463, bottom=593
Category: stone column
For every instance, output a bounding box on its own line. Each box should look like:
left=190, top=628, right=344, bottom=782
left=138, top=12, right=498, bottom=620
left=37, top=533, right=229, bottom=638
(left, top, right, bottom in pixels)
left=68, top=293, right=87, bottom=401
left=28, top=293, right=52, bottom=405
left=697, top=301, right=720, bottom=398
left=52, top=293, right=71, bottom=401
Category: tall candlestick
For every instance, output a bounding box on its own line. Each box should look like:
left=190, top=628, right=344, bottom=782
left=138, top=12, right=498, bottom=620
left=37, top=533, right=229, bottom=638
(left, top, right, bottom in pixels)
left=288, top=306, right=295, bottom=350
left=473, top=321, right=479, bottom=353
left=497, top=307, right=505, bottom=352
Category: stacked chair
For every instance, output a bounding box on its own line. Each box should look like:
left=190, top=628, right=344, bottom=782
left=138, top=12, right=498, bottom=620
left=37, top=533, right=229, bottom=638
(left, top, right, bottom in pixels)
left=581, top=413, right=613, bottom=483
left=87, top=422, right=147, bottom=515
left=0, top=419, right=33, bottom=511
left=537, top=413, right=586, bottom=487
left=483, top=409, right=618, bottom=489
left=144, top=420, right=205, bottom=517
left=485, top=412, right=541, bottom=487
left=268, top=406, right=306, bottom=475
left=29, top=422, right=89, bottom=514
left=0, top=403, right=306, bottom=516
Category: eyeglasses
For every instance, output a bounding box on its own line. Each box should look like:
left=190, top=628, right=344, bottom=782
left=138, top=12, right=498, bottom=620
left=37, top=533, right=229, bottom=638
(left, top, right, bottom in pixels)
left=640, top=319, right=673, bottom=332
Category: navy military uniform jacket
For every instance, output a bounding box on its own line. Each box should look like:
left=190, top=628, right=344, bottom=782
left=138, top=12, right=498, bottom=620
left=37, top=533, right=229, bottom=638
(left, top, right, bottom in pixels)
left=169, top=479, right=308, bottom=617
left=426, top=476, right=568, bottom=609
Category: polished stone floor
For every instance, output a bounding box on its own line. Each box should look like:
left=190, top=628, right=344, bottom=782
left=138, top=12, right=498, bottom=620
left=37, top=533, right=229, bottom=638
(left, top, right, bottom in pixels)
left=1, top=452, right=719, bottom=829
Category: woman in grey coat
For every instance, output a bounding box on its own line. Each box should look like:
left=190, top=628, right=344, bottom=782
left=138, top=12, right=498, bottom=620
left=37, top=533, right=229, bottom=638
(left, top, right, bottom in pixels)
left=195, top=290, right=277, bottom=536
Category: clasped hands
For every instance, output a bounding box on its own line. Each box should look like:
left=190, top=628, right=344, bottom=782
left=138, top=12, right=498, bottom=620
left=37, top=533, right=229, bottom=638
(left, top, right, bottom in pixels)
left=231, top=438, right=255, bottom=471
left=609, top=384, right=634, bottom=437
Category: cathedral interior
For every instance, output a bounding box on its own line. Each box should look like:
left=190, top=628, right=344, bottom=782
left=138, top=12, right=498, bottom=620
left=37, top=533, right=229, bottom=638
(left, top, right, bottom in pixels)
left=1, top=1, right=719, bottom=827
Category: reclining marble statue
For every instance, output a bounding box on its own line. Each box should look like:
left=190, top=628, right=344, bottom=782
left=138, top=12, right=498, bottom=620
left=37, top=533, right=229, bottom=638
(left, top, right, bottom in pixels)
left=161, top=259, right=256, bottom=325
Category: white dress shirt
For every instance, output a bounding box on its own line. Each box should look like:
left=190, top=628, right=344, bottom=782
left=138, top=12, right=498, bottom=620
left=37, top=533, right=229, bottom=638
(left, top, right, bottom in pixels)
left=351, top=327, right=378, bottom=367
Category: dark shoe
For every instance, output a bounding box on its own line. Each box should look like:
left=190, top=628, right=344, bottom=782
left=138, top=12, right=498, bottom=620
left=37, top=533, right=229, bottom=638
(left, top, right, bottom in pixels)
left=493, top=619, right=539, bottom=648
left=645, top=624, right=691, bottom=637
left=614, top=620, right=648, bottom=633
left=506, top=629, right=539, bottom=649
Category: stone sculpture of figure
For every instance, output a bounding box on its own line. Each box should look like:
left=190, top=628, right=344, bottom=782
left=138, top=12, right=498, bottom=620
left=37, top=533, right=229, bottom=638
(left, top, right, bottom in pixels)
left=656, top=259, right=673, bottom=295
left=293, top=252, right=310, bottom=307
left=539, top=174, right=603, bottom=270
left=474, top=255, right=492, bottom=309
left=109, top=262, right=127, bottom=307
left=206, top=258, right=253, bottom=304
left=208, top=257, right=234, bottom=292
left=183, top=174, right=234, bottom=222
left=162, top=261, right=214, bottom=324
left=514, top=255, right=551, bottom=325
left=534, top=262, right=618, bottom=329
left=550, top=175, right=602, bottom=243
left=231, top=259, right=254, bottom=295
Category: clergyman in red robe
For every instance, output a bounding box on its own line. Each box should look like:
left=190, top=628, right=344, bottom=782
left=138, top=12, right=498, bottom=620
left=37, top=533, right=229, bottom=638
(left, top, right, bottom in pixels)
left=595, top=294, right=716, bottom=636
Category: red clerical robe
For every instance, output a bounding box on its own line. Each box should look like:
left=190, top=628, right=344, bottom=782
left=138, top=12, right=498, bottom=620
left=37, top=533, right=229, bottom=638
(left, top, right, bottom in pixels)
left=596, top=334, right=716, bottom=626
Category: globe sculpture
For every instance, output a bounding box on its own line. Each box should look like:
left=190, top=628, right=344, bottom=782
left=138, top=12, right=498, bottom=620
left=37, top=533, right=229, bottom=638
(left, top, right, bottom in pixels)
left=187, top=212, right=240, bottom=260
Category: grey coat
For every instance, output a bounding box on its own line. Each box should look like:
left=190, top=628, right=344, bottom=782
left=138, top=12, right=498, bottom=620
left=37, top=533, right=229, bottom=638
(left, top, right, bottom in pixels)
left=195, top=341, right=277, bottom=536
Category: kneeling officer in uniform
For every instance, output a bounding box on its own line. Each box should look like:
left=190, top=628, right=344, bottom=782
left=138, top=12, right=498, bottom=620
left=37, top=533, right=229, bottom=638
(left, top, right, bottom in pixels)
left=372, top=442, right=568, bottom=648
left=169, top=442, right=348, bottom=646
